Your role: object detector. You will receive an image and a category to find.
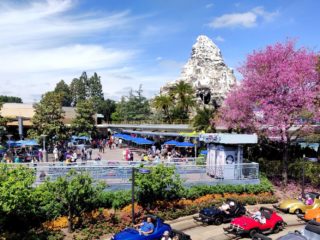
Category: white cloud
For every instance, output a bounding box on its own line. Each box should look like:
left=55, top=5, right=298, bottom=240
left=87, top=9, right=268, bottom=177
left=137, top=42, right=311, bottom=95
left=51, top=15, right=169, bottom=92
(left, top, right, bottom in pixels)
left=0, top=0, right=182, bottom=103
left=214, top=36, right=225, bottom=42
left=205, top=3, right=214, bottom=9
left=0, top=0, right=140, bottom=101
left=209, top=6, right=279, bottom=28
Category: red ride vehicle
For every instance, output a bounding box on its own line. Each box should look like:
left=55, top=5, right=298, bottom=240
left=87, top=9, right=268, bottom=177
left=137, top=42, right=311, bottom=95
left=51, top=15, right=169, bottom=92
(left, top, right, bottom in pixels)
left=224, top=207, right=286, bottom=238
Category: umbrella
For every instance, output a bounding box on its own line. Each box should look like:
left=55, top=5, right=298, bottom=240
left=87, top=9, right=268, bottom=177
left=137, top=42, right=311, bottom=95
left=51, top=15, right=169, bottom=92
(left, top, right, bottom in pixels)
left=163, top=140, right=179, bottom=145
left=24, top=140, right=39, bottom=146
left=175, top=142, right=195, bottom=147
left=113, top=133, right=123, bottom=138
left=6, top=140, right=17, bottom=147
left=132, top=138, right=154, bottom=145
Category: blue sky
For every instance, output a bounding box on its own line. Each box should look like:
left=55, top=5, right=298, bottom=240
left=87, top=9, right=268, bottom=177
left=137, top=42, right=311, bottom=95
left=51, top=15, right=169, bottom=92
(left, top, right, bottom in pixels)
left=0, top=0, right=319, bottom=102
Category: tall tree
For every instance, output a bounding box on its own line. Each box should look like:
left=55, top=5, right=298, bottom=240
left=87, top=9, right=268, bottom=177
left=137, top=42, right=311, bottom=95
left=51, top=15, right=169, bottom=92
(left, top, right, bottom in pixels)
left=87, top=72, right=104, bottom=112
left=28, top=91, right=67, bottom=144
left=71, top=99, right=96, bottom=136
left=169, top=81, right=195, bottom=121
left=0, top=95, right=22, bottom=103
left=152, top=94, right=173, bottom=123
left=217, top=41, right=320, bottom=185
left=54, top=80, right=72, bottom=107
left=88, top=72, right=104, bottom=100
left=112, top=86, right=151, bottom=122
left=98, top=99, right=116, bottom=122
left=70, top=76, right=86, bottom=107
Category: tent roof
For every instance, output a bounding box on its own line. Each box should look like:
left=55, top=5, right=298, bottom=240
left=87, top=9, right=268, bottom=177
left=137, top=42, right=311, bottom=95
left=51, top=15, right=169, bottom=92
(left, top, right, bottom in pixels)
left=175, top=142, right=194, bottom=147
left=163, top=140, right=179, bottom=145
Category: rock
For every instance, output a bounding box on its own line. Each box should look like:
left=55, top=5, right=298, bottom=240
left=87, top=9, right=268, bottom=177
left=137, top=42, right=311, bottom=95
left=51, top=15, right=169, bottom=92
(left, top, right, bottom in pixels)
left=162, top=35, right=236, bottom=107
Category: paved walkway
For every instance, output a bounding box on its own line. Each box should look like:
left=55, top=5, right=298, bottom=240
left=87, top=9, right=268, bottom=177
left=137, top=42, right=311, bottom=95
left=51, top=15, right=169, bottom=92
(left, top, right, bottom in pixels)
left=104, top=204, right=305, bottom=240
left=91, top=146, right=145, bottom=161
left=168, top=204, right=304, bottom=240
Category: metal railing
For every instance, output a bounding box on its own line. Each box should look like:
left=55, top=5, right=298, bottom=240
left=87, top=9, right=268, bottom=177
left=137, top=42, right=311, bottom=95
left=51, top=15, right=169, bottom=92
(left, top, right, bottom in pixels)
left=9, top=161, right=259, bottom=186
left=206, top=163, right=259, bottom=180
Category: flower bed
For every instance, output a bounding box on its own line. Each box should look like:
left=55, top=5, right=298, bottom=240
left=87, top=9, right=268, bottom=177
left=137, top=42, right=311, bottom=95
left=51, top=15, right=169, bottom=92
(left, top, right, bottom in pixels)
left=44, top=191, right=277, bottom=232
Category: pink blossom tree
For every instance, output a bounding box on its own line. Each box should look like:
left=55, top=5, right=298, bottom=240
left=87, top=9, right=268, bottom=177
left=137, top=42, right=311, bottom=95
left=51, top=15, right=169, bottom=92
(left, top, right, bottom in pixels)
left=217, top=41, right=320, bottom=184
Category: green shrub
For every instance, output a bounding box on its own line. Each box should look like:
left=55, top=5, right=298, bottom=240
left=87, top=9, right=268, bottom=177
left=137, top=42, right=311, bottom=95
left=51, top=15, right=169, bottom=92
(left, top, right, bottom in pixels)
left=184, top=177, right=273, bottom=199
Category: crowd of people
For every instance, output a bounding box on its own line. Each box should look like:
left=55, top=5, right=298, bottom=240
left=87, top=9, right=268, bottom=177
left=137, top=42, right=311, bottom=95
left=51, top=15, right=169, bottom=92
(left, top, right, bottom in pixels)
left=119, top=140, right=195, bottom=164
left=0, top=134, right=197, bottom=164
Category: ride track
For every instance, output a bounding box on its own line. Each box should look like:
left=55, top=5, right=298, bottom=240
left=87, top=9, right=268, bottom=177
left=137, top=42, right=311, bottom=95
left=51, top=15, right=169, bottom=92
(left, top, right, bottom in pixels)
left=167, top=206, right=307, bottom=240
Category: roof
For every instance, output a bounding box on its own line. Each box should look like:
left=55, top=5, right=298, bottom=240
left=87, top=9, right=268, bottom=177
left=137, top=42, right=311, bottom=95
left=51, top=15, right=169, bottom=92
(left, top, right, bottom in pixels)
left=1, top=103, right=77, bottom=126
left=199, top=133, right=258, bottom=144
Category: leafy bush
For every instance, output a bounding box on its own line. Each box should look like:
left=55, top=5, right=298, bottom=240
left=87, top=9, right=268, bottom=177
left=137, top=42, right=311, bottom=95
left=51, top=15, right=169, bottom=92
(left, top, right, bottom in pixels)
left=258, top=157, right=320, bottom=186
left=135, top=164, right=184, bottom=207
left=96, top=190, right=131, bottom=210
left=0, top=164, right=39, bottom=232
left=38, top=170, right=106, bottom=233
left=184, top=177, right=273, bottom=199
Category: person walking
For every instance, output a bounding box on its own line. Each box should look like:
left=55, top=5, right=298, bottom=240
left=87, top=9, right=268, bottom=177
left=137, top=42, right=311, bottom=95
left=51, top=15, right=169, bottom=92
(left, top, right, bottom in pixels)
left=53, top=146, right=59, bottom=162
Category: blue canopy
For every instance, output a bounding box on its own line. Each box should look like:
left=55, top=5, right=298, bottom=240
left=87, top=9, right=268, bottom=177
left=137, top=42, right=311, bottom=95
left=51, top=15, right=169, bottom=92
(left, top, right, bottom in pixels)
left=200, top=150, right=208, bottom=155
left=24, top=140, right=39, bottom=146
left=12, top=139, right=39, bottom=146
left=72, top=135, right=89, bottom=141
left=121, top=134, right=134, bottom=141
left=6, top=140, right=17, bottom=147
left=132, top=138, right=154, bottom=145
left=163, top=140, right=179, bottom=145
left=175, top=142, right=195, bottom=147
left=113, top=133, right=123, bottom=138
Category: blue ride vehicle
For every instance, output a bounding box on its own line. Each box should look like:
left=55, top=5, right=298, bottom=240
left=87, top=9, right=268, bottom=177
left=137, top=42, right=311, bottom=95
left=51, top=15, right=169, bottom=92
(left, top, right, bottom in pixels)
left=111, top=215, right=172, bottom=240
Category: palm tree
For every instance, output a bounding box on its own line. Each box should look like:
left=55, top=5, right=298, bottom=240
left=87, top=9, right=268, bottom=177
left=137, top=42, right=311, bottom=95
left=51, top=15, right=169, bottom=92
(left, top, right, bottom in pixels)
left=152, top=94, right=173, bottom=123
left=169, top=81, right=195, bottom=120
left=192, top=107, right=216, bottom=132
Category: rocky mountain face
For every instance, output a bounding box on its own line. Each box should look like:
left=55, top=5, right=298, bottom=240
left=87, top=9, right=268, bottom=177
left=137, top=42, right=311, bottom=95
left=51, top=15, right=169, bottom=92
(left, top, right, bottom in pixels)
left=162, top=35, right=236, bottom=108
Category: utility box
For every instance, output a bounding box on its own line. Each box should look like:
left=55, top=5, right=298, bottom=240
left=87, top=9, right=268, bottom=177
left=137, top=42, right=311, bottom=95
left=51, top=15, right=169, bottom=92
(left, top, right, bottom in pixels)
left=199, top=133, right=258, bottom=179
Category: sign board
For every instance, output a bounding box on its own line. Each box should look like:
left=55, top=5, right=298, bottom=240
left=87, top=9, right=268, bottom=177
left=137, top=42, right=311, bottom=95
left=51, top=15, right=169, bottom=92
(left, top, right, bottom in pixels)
left=199, top=133, right=258, bottom=144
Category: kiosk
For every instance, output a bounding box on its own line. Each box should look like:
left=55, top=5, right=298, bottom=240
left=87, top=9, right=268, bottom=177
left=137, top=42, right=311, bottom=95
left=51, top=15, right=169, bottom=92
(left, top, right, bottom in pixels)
left=199, top=133, right=258, bottom=180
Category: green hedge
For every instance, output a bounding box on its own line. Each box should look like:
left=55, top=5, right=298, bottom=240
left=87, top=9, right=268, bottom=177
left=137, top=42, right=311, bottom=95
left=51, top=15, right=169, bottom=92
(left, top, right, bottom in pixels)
left=98, top=177, right=274, bottom=209
left=183, top=177, right=273, bottom=199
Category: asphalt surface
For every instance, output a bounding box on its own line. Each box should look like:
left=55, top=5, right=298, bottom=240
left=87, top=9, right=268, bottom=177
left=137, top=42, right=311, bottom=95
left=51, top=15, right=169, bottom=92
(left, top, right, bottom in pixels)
left=167, top=204, right=306, bottom=240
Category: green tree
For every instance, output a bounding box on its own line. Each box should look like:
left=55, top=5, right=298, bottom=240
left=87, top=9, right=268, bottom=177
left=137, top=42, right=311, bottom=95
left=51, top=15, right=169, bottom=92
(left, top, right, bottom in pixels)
left=98, top=99, right=116, bottom=122
left=0, top=95, right=22, bottom=103
left=135, top=164, right=184, bottom=208
left=0, top=103, right=8, bottom=138
left=152, top=94, right=173, bottom=123
left=70, top=75, right=86, bottom=107
left=192, top=107, right=216, bottom=132
left=71, top=99, right=96, bottom=136
left=168, top=81, right=195, bottom=121
left=28, top=91, right=68, bottom=144
left=112, top=86, right=151, bottom=122
left=86, top=72, right=105, bottom=113
left=0, top=164, right=38, bottom=232
left=54, top=80, right=72, bottom=107
left=87, top=73, right=104, bottom=100
left=39, top=170, right=105, bottom=233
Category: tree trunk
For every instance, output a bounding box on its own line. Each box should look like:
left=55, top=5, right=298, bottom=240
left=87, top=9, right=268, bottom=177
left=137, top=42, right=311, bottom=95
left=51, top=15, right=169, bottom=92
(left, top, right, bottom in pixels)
left=282, top=142, right=289, bottom=186
left=67, top=210, right=73, bottom=233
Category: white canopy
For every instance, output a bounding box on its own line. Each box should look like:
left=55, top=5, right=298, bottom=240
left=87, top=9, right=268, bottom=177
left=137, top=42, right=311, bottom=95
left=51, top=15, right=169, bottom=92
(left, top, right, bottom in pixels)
left=199, top=133, right=258, bottom=144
